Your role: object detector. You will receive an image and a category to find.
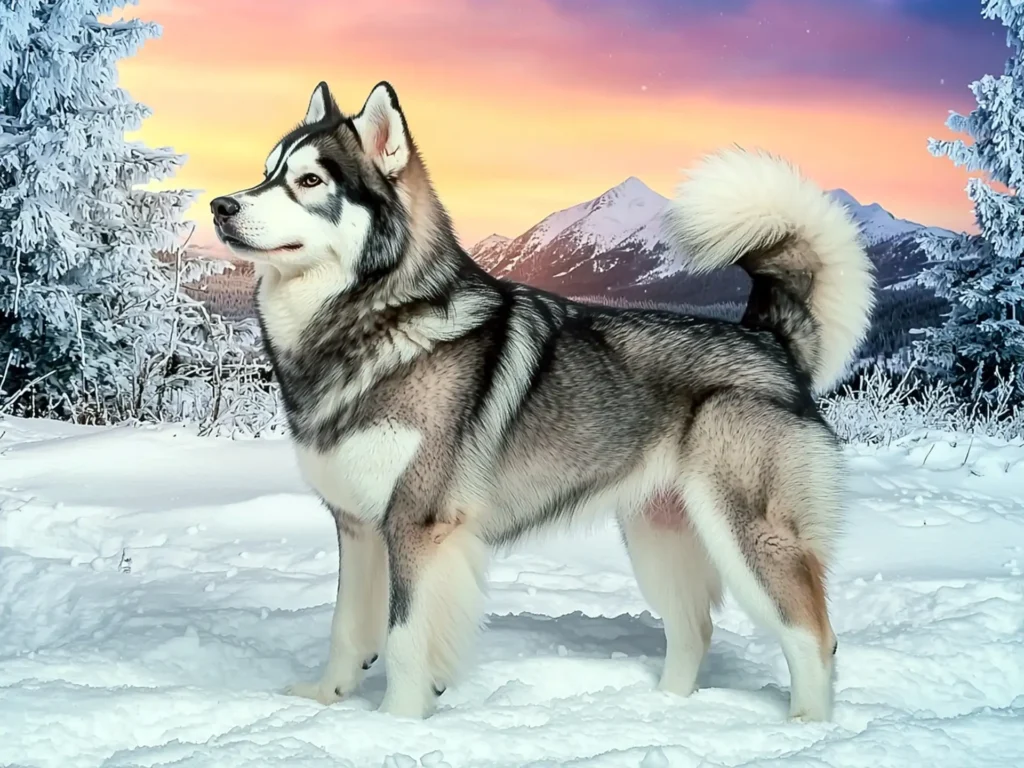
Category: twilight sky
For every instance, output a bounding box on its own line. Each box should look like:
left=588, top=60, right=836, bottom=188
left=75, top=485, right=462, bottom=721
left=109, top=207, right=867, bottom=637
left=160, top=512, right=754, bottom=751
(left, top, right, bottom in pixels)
left=117, top=0, right=1004, bottom=247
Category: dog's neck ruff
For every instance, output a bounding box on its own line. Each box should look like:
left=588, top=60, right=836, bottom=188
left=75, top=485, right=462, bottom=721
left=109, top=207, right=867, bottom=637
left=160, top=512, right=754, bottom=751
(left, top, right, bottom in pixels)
left=255, top=246, right=497, bottom=452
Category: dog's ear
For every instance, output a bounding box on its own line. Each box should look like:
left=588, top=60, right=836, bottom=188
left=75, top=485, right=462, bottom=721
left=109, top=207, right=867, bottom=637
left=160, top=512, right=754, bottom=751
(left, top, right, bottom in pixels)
left=303, top=81, right=338, bottom=125
left=351, top=81, right=411, bottom=178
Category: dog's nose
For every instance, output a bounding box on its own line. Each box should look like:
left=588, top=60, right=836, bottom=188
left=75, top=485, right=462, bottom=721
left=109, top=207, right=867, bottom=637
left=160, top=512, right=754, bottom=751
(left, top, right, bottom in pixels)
left=210, top=196, right=240, bottom=219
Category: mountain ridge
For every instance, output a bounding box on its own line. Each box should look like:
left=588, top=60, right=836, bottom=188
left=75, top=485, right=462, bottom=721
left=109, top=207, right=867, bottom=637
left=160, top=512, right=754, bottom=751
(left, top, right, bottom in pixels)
left=469, top=176, right=955, bottom=305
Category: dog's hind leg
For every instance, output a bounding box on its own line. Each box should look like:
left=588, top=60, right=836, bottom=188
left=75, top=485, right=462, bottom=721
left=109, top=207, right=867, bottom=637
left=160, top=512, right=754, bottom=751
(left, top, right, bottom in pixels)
left=681, top=474, right=839, bottom=720
left=379, top=511, right=487, bottom=719
left=286, top=509, right=388, bottom=705
left=679, top=395, right=842, bottom=721
left=620, top=491, right=722, bottom=696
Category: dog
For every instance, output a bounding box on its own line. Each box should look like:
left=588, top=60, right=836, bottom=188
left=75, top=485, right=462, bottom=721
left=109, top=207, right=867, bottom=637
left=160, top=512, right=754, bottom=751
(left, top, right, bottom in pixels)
left=211, top=80, right=875, bottom=721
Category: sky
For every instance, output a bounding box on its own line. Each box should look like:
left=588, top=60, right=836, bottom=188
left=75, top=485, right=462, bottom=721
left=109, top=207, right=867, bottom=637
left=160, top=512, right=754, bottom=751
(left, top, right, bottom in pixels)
left=116, top=0, right=1006, bottom=247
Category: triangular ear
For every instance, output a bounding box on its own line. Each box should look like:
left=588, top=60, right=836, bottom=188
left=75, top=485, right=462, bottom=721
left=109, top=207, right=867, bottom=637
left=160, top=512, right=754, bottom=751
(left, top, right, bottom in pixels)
left=350, top=82, right=411, bottom=178
left=303, top=81, right=337, bottom=125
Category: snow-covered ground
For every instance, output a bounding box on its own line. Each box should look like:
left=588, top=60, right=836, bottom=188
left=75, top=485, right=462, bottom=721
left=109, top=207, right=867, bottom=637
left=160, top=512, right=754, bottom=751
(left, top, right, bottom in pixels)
left=1, top=417, right=1022, bottom=767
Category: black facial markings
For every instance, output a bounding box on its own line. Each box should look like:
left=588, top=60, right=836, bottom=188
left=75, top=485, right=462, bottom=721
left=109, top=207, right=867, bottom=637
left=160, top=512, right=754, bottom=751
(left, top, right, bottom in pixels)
left=249, top=169, right=293, bottom=198
left=309, top=187, right=344, bottom=224
left=317, top=156, right=346, bottom=186
left=302, top=152, right=347, bottom=223
left=281, top=183, right=299, bottom=204
left=313, top=161, right=408, bottom=286
left=361, top=653, right=379, bottom=670
left=254, top=123, right=342, bottom=196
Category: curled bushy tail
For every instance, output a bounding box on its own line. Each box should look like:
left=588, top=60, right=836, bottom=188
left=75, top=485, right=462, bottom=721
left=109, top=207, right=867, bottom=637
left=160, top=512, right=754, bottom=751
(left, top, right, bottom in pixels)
left=663, top=148, right=876, bottom=393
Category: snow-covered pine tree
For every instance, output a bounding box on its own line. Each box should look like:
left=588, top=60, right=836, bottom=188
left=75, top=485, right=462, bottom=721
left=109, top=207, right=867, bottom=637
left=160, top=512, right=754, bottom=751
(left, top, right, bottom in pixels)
left=0, top=0, right=225, bottom=420
left=913, top=0, right=1024, bottom=405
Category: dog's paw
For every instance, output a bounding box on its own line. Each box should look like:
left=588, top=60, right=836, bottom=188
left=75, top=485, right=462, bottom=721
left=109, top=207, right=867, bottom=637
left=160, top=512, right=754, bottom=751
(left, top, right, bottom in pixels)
left=378, top=691, right=433, bottom=719
left=285, top=680, right=346, bottom=706
left=656, top=672, right=699, bottom=698
left=787, top=708, right=831, bottom=723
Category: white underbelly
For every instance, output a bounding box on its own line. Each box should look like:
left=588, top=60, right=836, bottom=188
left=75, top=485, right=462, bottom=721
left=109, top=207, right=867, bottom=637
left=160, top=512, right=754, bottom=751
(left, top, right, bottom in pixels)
left=295, top=421, right=423, bottom=521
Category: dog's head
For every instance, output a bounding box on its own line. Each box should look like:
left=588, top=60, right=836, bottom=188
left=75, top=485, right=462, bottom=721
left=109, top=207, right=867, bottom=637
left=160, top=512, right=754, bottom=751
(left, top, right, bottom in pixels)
left=211, top=81, right=419, bottom=282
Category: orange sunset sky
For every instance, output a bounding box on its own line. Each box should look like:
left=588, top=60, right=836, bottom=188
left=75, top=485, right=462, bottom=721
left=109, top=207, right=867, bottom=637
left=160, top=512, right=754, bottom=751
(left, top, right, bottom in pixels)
left=116, top=0, right=1003, bottom=247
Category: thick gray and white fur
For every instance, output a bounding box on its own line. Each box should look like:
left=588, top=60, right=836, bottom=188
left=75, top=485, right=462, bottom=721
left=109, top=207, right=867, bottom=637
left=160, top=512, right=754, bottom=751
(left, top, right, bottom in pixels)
left=211, top=80, right=876, bottom=721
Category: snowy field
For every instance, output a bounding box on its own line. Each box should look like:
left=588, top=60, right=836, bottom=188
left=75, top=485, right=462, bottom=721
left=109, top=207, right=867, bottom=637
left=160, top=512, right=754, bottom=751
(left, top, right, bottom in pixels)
left=1, top=417, right=1023, bottom=767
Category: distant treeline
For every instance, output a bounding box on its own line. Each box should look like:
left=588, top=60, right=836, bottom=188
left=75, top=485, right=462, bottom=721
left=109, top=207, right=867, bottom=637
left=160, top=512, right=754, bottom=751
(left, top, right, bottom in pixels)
left=573, top=286, right=948, bottom=379
left=183, top=264, right=257, bottom=320
left=858, top=287, right=948, bottom=363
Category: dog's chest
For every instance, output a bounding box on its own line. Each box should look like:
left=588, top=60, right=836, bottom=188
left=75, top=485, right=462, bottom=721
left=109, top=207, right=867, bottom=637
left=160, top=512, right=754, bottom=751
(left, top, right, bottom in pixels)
left=294, top=421, right=423, bottom=521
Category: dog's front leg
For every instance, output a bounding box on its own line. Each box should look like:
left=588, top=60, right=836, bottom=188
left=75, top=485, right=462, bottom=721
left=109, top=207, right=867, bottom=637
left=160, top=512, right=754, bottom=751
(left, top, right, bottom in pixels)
left=378, top=501, right=487, bottom=719
left=287, top=509, right=388, bottom=704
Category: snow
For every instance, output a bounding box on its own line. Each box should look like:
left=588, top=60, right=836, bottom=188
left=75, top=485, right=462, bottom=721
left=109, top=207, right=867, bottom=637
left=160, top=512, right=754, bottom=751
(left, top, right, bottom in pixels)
left=467, top=235, right=514, bottom=275
left=470, top=234, right=510, bottom=254
left=557, top=177, right=667, bottom=252
left=617, top=215, right=679, bottom=283
left=2, top=417, right=1023, bottom=767
left=520, top=200, right=595, bottom=253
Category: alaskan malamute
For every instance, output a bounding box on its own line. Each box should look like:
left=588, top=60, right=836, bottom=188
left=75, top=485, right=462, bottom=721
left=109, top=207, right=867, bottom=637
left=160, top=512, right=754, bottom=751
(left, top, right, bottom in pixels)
left=211, top=81, right=875, bottom=720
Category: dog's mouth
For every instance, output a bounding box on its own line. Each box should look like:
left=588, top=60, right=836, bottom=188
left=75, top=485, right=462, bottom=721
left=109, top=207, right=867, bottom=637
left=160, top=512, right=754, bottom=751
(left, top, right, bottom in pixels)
left=217, top=231, right=303, bottom=253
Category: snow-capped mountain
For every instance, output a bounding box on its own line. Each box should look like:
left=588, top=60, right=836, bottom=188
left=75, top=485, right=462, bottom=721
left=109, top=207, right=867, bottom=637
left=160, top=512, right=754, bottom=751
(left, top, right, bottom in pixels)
left=829, top=189, right=955, bottom=248
left=470, top=234, right=511, bottom=272
left=470, top=178, right=676, bottom=299
left=469, top=178, right=954, bottom=305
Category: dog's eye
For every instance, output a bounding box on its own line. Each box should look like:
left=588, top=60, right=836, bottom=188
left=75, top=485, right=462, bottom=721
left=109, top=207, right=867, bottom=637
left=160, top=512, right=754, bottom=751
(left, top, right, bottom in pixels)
left=297, top=173, right=323, bottom=188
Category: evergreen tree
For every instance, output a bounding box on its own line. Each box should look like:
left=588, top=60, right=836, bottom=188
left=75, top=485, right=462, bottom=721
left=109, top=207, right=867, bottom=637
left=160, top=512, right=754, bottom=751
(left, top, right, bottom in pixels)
left=913, top=0, right=1024, bottom=404
left=0, top=0, right=220, bottom=419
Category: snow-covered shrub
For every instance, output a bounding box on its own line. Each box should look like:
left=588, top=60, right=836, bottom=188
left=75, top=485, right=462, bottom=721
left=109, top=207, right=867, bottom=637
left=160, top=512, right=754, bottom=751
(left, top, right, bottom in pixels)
left=911, top=0, right=1024, bottom=406
left=821, top=364, right=1023, bottom=445
left=120, top=310, right=285, bottom=439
